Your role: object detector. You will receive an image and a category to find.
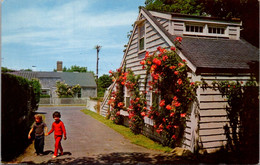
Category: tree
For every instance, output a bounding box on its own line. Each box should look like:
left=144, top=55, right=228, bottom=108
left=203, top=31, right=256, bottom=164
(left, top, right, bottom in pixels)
left=145, top=0, right=205, bottom=15
left=1, top=67, right=14, bottom=73
left=97, top=74, right=112, bottom=97
left=54, top=65, right=95, bottom=74
left=63, top=65, right=87, bottom=72
left=55, top=81, right=81, bottom=98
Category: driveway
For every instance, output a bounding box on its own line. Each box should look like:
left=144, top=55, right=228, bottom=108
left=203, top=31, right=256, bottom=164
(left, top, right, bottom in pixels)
left=19, top=106, right=178, bottom=164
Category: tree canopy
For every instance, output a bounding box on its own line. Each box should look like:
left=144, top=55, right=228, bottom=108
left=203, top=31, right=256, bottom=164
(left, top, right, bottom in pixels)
left=97, top=74, right=113, bottom=97
left=54, top=65, right=95, bottom=75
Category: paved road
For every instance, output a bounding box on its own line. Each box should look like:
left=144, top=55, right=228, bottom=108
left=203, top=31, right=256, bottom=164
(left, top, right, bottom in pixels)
left=20, top=106, right=177, bottom=164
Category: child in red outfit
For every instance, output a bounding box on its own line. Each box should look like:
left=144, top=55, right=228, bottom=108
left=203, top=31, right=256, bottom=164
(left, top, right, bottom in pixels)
left=48, top=111, right=67, bottom=158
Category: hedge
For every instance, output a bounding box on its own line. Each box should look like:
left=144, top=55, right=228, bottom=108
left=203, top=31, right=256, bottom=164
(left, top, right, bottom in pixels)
left=1, top=73, right=41, bottom=161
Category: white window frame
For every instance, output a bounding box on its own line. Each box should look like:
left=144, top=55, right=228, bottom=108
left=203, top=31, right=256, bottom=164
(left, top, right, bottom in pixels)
left=207, top=24, right=227, bottom=37
left=124, top=86, right=131, bottom=108
left=183, top=22, right=228, bottom=38
left=138, top=21, right=146, bottom=53
left=184, top=23, right=205, bottom=35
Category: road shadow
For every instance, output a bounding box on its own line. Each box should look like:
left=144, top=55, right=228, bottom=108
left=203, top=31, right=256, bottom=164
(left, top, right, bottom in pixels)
left=19, top=151, right=258, bottom=164
left=34, top=152, right=195, bottom=164
left=34, top=111, right=47, bottom=115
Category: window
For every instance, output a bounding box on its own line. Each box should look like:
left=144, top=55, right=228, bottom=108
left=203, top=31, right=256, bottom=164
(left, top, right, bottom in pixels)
left=208, top=27, right=225, bottom=34
left=185, top=25, right=203, bottom=33
left=77, top=89, right=81, bottom=98
left=138, top=24, right=145, bottom=51
left=151, top=91, right=159, bottom=109
left=125, top=86, right=130, bottom=108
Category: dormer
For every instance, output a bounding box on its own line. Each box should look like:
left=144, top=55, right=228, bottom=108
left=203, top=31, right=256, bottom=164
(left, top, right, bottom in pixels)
left=171, top=14, right=242, bottom=40
left=149, top=10, right=242, bottom=40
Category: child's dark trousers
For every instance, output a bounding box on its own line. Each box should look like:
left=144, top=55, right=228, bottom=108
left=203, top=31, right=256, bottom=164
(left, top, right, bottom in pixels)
left=35, top=135, right=44, bottom=154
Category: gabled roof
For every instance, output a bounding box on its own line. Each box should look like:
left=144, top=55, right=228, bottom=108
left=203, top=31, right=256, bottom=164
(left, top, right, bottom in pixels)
left=61, top=72, right=96, bottom=87
left=140, top=8, right=259, bottom=74
left=9, top=71, right=97, bottom=88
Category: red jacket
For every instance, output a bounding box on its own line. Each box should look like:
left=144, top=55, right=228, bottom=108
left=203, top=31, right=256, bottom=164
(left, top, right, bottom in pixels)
left=48, top=120, right=66, bottom=137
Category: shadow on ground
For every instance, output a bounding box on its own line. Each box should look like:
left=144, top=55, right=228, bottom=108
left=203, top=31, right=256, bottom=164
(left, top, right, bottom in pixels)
left=21, top=152, right=195, bottom=164
left=20, top=151, right=259, bottom=164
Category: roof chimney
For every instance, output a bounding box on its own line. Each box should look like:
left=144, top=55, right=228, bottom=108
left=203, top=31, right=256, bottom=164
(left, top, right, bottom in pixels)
left=57, top=61, right=63, bottom=72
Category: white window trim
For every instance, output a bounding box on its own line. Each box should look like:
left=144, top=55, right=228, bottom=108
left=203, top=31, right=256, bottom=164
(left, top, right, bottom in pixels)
left=183, top=22, right=228, bottom=38
left=137, top=20, right=146, bottom=53
left=124, top=86, right=131, bottom=108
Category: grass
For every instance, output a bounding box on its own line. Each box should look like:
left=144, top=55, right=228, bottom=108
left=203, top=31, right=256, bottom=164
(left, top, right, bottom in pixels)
left=39, top=104, right=86, bottom=107
left=81, top=109, right=172, bottom=153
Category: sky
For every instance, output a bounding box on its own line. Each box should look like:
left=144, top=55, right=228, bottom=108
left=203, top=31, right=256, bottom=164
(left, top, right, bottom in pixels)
left=1, top=0, right=145, bottom=76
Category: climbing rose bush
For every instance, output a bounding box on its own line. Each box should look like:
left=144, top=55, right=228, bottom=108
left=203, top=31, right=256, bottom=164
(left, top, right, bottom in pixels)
left=107, top=67, right=125, bottom=124
left=125, top=70, right=147, bottom=134
left=107, top=37, right=198, bottom=148
left=141, top=40, right=198, bottom=147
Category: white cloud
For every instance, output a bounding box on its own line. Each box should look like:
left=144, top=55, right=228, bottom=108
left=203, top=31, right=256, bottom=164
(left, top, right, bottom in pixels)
left=2, top=0, right=140, bottom=74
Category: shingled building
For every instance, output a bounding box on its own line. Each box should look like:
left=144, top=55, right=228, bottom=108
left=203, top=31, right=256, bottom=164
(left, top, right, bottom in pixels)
left=101, top=8, right=259, bottom=153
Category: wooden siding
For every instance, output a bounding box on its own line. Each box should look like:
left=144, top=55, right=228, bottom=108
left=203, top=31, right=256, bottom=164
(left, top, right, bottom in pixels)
left=172, top=21, right=184, bottom=35
left=228, top=26, right=239, bottom=40
left=155, top=17, right=169, bottom=31
left=197, top=73, right=251, bottom=153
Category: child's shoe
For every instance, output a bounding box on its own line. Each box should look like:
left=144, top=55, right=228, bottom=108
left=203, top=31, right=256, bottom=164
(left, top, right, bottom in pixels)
left=52, top=155, right=57, bottom=159
left=60, top=151, right=64, bottom=156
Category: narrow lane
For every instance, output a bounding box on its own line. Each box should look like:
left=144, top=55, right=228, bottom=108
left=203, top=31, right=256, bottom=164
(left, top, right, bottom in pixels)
left=21, top=106, right=165, bottom=164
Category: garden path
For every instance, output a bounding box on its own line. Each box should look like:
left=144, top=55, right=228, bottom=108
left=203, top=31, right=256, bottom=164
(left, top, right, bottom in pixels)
left=19, top=106, right=179, bottom=164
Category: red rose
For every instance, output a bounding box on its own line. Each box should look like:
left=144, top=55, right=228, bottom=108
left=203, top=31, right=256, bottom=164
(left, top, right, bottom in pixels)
left=170, top=112, right=175, bottom=117
left=175, top=37, right=182, bottom=42
left=178, top=63, right=184, bottom=67
left=163, top=55, right=168, bottom=61
left=177, top=79, right=182, bottom=85
left=159, top=100, right=165, bottom=107
left=170, top=46, right=176, bottom=51
left=141, top=112, right=146, bottom=116
left=166, top=105, right=172, bottom=110
left=181, top=113, right=186, bottom=118
left=153, top=58, right=161, bottom=66
left=140, top=60, right=146, bottom=65
left=174, top=71, right=179, bottom=75
left=169, top=66, right=176, bottom=70
left=145, top=51, right=150, bottom=58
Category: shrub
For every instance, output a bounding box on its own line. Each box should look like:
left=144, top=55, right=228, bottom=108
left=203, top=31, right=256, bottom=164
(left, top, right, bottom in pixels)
left=1, top=73, right=40, bottom=161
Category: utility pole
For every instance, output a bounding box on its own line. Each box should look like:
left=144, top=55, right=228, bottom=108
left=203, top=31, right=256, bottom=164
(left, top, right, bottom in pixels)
left=95, top=45, right=101, bottom=88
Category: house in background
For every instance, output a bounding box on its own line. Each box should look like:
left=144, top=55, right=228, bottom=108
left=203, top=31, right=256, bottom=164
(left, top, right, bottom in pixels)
left=101, top=7, right=259, bottom=153
left=10, top=62, right=97, bottom=104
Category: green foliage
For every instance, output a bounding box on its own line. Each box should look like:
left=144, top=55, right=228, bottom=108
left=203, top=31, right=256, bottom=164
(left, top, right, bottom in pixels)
left=40, top=94, right=51, bottom=98
left=1, top=67, right=15, bottom=73
left=30, top=78, right=41, bottom=107
left=1, top=73, right=39, bottom=161
left=145, top=0, right=205, bottom=15
left=55, top=81, right=81, bottom=98
left=63, top=65, right=87, bottom=72
left=208, top=78, right=259, bottom=162
left=97, top=74, right=112, bottom=97
left=54, top=65, right=95, bottom=73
